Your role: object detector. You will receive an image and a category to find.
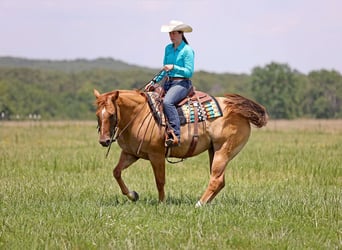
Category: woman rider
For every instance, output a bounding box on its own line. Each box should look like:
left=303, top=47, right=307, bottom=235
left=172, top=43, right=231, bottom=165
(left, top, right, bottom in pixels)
left=150, top=20, right=195, bottom=147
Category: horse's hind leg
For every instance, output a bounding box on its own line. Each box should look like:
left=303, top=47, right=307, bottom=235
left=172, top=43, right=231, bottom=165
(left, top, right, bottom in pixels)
left=196, top=148, right=228, bottom=207
left=208, top=144, right=215, bottom=173
left=113, top=151, right=139, bottom=201
left=197, top=129, right=250, bottom=207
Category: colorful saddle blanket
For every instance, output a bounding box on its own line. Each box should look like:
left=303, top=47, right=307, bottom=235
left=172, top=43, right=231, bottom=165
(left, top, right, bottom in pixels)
left=146, top=90, right=222, bottom=126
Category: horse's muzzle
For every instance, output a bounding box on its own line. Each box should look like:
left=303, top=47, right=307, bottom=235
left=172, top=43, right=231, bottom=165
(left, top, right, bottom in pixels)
left=99, top=138, right=111, bottom=147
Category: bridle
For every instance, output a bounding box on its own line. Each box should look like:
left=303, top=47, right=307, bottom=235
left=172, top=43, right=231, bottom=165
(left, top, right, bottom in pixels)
left=103, top=118, right=119, bottom=158
left=97, top=94, right=148, bottom=158
left=96, top=96, right=120, bottom=158
left=104, top=125, right=119, bottom=158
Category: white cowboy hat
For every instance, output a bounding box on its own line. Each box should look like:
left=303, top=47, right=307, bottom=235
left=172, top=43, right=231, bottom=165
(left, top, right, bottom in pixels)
left=161, top=20, right=193, bottom=33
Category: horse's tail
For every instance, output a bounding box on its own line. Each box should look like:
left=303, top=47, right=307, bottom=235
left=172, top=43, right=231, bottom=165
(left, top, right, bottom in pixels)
left=223, top=94, right=268, bottom=128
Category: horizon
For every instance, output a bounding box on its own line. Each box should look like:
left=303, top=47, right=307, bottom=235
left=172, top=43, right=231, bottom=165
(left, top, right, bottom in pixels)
left=1, top=55, right=341, bottom=75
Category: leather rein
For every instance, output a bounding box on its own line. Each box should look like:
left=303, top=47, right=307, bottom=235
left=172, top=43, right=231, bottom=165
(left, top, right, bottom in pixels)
left=103, top=96, right=148, bottom=158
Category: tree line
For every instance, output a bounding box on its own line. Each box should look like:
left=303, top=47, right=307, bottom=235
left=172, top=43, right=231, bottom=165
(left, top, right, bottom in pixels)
left=0, top=58, right=341, bottom=120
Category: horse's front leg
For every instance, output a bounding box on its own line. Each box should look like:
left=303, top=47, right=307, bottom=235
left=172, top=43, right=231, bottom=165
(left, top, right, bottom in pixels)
left=149, top=155, right=166, bottom=202
left=113, top=151, right=139, bottom=202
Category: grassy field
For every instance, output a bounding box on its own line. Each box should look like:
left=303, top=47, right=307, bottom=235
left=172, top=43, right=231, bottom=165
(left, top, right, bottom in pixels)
left=0, top=120, right=341, bottom=249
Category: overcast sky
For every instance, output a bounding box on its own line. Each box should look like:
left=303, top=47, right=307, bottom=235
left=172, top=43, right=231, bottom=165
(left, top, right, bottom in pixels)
left=1, top=0, right=341, bottom=74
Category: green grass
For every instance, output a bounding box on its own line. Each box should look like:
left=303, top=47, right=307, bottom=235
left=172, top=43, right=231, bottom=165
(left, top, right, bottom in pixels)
left=0, top=121, right=341, bottom=249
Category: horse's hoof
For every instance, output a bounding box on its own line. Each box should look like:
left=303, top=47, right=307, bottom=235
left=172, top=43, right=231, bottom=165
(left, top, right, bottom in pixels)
left=195, top=200, right=203, bottom=208
left=127, top=191, right=139, bottom=202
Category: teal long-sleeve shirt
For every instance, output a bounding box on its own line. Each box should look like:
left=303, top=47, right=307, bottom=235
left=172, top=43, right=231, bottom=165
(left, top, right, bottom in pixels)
left=155, top=40, right=195, bottom=82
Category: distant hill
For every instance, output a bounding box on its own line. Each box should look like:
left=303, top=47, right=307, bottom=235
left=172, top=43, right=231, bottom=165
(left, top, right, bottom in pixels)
left=0, top=56, right=153, bottom=72
left=1, top=57, right=340, bottom=120
left=0, top=56, right=254, bottom=120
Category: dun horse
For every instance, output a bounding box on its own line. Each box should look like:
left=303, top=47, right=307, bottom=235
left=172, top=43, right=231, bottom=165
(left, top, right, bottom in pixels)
left=94, top=89, right=268, bottom=207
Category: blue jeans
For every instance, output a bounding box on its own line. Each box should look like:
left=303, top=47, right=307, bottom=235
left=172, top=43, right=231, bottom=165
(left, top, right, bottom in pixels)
left=163, top=79, right=192, bottom=140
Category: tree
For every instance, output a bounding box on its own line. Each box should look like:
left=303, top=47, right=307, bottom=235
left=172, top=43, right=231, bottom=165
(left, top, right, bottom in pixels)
left=305, top=70, right=342, bottom=118
left=251, top=62, right=301, bottom=119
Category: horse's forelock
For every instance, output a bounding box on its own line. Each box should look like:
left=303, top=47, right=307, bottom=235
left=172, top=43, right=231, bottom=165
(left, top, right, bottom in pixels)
left=95, top=92, right=116, bottom=113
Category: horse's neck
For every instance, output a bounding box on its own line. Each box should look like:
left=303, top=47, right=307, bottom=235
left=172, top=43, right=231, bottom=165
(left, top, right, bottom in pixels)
left=117, top=92, right=149, bottom=125
left=118, top=91, right=146, bottom=109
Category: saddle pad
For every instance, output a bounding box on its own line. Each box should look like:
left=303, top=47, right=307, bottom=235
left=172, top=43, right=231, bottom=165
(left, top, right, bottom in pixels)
left=146, top=92, right=222, bottom=126
left=177, top=98, right=223, bottom=125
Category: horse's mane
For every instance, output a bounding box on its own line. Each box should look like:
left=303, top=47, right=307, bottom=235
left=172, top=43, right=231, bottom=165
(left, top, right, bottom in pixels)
left=224, top=94, right=268, bottom=128
left=95, top=90, right=146, bottom=109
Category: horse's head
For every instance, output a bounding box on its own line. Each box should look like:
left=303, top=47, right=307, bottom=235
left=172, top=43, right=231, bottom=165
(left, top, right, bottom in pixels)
left=94, top=89, right=119, bottom=147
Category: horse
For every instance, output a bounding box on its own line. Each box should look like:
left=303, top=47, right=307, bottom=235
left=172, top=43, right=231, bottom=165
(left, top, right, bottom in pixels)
left=93, top=88, right=268, bottom=207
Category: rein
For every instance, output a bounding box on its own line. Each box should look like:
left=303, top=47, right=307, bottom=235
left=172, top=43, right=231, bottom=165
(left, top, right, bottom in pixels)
left=105, top=127, right=119, bottom=158
left=105, top=99, right=148, bottom=158
left=165, top=149, right=185, bottom=164
left=138, top=70, right=165, bottom=91
left=105, top=69, right=163, bottom=158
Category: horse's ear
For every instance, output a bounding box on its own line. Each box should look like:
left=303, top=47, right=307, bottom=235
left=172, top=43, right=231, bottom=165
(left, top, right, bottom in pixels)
left=94, top=89, right=100, bottom=98
left=111, top=91, right=119, bottom=102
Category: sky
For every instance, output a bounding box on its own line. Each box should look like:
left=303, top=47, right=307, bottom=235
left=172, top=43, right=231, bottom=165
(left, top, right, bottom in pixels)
left=1, top=0, right=341, bottom=74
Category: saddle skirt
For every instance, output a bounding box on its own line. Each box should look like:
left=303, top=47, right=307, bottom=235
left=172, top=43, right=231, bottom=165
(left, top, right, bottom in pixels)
left=145, top=87, right=222, bottom=126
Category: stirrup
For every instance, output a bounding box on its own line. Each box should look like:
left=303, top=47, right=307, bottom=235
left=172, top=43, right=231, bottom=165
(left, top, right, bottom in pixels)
left=165, top=130, right=179, bottom=147
left=165, top=137, right=179, bottom=147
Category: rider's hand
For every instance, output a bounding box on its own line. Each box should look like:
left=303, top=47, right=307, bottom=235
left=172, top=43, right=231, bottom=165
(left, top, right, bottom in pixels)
left=144, top=80, right=155, bottom=92
left=163, top=64, right=174, bottom=72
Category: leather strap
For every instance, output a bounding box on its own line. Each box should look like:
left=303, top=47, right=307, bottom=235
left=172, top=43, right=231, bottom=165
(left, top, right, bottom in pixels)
left=183, top=95, right=200, bottom=158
